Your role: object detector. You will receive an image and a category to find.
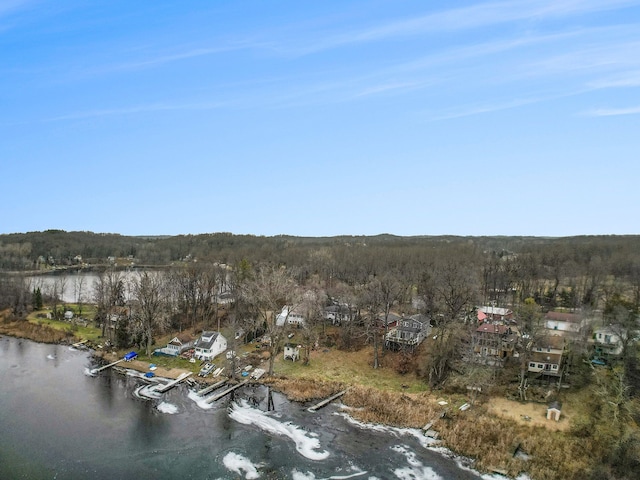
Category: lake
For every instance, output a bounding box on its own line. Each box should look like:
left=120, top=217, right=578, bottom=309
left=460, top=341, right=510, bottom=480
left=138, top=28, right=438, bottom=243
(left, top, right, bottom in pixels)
left=0, top=336, right=492, bottom=480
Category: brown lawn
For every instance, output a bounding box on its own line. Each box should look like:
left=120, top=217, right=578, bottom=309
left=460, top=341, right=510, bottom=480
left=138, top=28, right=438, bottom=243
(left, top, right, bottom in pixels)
left=485, top=396, right=572, bottom=431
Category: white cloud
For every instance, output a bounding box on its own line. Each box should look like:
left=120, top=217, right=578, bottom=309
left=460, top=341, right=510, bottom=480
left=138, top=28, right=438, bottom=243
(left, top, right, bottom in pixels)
left=583, top=105, right=640, bottom=116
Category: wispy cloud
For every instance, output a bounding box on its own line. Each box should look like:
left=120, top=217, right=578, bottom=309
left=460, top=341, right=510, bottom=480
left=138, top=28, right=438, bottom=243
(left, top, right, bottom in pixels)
left=583, top=105, right=640, bottom=116
left=588, top=70, right=640, bottom=88
left=426, top=97, right=545, bottom=121
left=355, top=81, right=425, bottom=97
left=93, top=40, right=273, bottom=74
left=46, top=101, right=226, bottom=122
left=277, top=0, right=640, bottom=56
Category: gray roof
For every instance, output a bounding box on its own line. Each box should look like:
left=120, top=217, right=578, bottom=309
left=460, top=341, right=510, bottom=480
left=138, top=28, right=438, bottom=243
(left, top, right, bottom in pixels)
left=195, top=331, right=219, bottom=350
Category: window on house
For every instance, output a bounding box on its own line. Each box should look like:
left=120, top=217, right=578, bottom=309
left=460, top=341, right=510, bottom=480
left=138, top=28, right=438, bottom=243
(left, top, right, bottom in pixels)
left=538, top=364, right=544, bottom=368
left=529, top=362, right=535, bottom=368
left=552, top=365, right=558, bottom=370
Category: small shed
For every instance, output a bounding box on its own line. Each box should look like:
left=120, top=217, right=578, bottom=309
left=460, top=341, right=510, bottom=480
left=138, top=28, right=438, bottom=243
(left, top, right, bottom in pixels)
left=284, top=343, right=300, bottom=361
left=547, top=401, right=562, bottom=421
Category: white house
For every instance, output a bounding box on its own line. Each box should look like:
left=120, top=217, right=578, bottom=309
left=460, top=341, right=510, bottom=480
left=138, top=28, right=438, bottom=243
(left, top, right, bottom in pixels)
left=194, top=331, right=227, bottom=361
left=275, top=306, right=305, bottom=327
left=155, top=334, right=195, bottom=356
left=544, top=311, right=584, bottom=335
left=593, top=327, right=624, bottom=356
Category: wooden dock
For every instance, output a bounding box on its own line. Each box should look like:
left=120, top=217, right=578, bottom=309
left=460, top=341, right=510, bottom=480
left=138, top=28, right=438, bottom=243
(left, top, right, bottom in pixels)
left=307, top=389, right=349, bottom=412
left=204, top=379, right=249, bottom=404
left=196, top=379, right=227, bottom=397
left=91, top=358, right=125, bottom=373
left=155, top=372, right=193, bottom=393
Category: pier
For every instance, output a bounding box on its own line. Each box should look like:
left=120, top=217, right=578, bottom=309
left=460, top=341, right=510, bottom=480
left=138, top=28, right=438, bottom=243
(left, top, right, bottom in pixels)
left=204, top=379, right=249, bottom=403
left=91, top=358, right=125, bottom=373
left=307, top=389, right=349, bottom=413
left=196, top=379, right=227, bottom=396
left=155, top=372, right=193, bottom=393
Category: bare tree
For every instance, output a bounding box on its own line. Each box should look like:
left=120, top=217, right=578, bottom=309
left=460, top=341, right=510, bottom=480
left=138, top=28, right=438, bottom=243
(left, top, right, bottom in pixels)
left=242, top=264, right=298, bottom=376
left=424, top=256, right=479, bottom=388
left=73, top=274, right=86, bottom=318
left=131, top=271, right=168, bottom=356
left=93, top=269, right=126, bottom=343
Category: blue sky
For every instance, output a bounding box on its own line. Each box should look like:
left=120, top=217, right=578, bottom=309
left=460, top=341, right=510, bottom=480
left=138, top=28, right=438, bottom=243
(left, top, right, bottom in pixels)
left=2, top=0, right=640, bottom=237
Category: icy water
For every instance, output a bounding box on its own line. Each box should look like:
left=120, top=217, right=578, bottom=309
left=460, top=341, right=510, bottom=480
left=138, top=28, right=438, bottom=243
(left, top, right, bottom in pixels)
left=0, top=337, right=490, bottom=480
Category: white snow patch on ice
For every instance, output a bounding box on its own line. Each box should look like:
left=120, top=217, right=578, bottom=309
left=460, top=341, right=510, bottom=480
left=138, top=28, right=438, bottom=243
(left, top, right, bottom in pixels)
left=335, top=412, right=438, bottom=449
left=291, top=470, right=367, bottom=480
left=84, top=367, right=97, bottom=376
left=187, top=389, right=215, bottom=410
left=157, top=402, right=178, bottom=414
left=134, top=384, right=163, bottom=400
left=46, top=354, right=56, bottom=360
left=391, top=445, right=443, bottom=480
left=230, top=399, right=329, bottom=461
left=223, top=452, right=261, bottom=479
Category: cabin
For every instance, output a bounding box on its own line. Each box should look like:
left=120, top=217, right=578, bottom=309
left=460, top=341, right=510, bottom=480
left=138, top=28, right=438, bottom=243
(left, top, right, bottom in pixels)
left=385, top=314, right=431, bottom=350
left=155, top=334, right=195, bottom=356
left=194, top=331, right=227, bottom=361
left=283, top=343, right=300, bottom=361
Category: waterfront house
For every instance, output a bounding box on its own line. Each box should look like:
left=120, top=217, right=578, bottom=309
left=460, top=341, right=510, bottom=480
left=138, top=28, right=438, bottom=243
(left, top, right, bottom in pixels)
left=155, top=334, right=195, bottom=356
left=384, top=314, right=431, bottom=351
left=527, top=335, right=565, bottom=376
left=593, top=326, right=624, bottom=357
left=472, top=323, right=518, bottom=365
left=194, top=331, right=227, bottom=361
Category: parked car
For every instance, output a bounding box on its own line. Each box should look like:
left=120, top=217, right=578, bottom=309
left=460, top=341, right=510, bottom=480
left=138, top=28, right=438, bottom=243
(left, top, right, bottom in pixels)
left=198, top=362, right=215, bottom=377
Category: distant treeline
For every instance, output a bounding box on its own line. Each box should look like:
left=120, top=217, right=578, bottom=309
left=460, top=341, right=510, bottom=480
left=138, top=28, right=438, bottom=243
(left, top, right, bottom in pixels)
left=1, top=230, right=640, bottom=308
left=1, top=230, right=639, bottom=268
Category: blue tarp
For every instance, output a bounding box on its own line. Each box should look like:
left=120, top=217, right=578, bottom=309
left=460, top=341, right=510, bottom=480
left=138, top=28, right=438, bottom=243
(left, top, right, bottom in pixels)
left=144, top=371, right=155, bottom=378
left=124, top=351, right=138, bottom=361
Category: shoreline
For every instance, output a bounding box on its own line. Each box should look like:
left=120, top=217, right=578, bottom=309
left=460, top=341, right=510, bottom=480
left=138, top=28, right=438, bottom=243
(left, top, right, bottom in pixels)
left=1, top=329, right=586, bottom=479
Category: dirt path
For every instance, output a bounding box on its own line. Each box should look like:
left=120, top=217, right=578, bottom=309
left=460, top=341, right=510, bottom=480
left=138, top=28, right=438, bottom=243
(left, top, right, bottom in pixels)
left=486, top=397, right=571, bottom=431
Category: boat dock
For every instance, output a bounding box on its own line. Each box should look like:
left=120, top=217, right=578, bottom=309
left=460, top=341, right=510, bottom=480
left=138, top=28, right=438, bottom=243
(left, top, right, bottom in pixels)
left=91, top=358, right=125, bottom=373
left=307, top=389, right=349, bottom=412
left=155, top=372, right=193, bottom=393
left=196, top=379, right=227, bottom=396
left=204, top=379, right=249, bottom=404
